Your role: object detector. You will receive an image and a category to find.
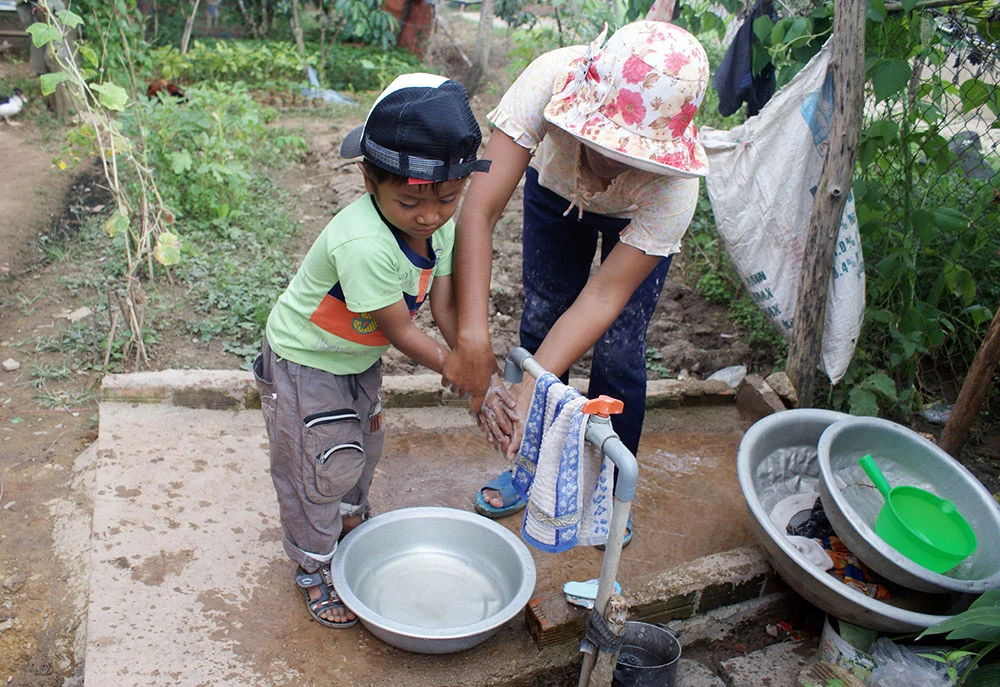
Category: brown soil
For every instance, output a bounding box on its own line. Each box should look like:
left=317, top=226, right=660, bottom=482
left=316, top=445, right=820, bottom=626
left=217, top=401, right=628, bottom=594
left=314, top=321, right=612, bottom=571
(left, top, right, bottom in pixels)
left=0, top=10, right=997, bottom=687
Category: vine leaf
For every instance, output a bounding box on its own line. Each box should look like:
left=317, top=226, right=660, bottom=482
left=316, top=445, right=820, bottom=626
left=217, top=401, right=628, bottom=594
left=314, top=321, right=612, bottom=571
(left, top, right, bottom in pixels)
left=871, top=59, right=911, bottom=102
left=39, top=72, right=71, bottom=96
left=154, top=232, right=181, bottom=266
left=54, top=9, right=84, bottom=29
left=25, top=23, right=62, bottom=48
left=105, top=212, right=129, bottom=238
left=92, top=82, right=129, bottom=111
left=169, top=150, right=193, bottom=175
left=959, top=79, right=994, bottom=114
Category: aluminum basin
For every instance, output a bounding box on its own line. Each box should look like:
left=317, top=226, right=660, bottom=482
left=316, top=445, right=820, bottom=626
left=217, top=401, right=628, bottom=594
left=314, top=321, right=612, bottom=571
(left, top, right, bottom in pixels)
left=818, top=416, right=1000, bottom=593
left=737, top=409, right=973, bottom=632
left=330, top=506, right=536, bottom=653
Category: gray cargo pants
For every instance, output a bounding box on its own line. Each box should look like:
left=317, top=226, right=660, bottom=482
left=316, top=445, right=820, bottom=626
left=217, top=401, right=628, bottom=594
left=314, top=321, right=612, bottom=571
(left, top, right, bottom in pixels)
left=253, top=336, right=384, bottom=573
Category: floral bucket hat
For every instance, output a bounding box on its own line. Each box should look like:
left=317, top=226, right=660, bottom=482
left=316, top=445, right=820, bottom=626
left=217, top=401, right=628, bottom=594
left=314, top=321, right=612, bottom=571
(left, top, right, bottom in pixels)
left=544, top=21, right=710, bottom=178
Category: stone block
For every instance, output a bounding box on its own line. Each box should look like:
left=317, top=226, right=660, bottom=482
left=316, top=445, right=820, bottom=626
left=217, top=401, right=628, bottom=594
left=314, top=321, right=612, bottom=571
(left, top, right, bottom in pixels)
left=735, top=374, right=786, bottom=422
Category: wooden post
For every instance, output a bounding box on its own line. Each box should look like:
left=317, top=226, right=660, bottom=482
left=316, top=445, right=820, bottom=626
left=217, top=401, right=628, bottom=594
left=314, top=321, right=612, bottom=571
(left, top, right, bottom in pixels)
left=180, top=0, right=203, bottom=54
left=939, top=306, right=1000, bottom=456
left=580, top=595, right=629, bottom=687
left=786, top=0, right=867, bottom=406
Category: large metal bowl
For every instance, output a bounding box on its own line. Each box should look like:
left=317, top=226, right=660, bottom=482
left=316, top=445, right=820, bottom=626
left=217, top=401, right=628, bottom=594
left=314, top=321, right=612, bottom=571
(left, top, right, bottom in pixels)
left=737, top=409, right=973, bottom=632
left=817, top=416, right=1000, bottom=593
left=330, top=506, right=536, bottom=653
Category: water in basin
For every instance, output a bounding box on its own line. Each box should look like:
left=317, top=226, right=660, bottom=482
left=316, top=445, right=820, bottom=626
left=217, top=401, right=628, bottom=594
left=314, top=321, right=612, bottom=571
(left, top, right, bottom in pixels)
left=354, top=549, right=505, bottom=628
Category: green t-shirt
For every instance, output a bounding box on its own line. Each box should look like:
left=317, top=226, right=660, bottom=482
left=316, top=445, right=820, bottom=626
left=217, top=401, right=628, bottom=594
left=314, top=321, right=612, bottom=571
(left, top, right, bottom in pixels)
left=265, top=194, right=454, bottom=375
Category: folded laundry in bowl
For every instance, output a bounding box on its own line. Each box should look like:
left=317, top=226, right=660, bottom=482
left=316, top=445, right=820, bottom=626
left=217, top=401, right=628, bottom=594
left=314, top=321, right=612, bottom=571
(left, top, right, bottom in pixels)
left=770, top=492, right=820, bottom=531
left=787, top=497, right=835, bottom=540
left=787, top=535, right=834, bottom=570
left=822, top=536, right=893, bottom=600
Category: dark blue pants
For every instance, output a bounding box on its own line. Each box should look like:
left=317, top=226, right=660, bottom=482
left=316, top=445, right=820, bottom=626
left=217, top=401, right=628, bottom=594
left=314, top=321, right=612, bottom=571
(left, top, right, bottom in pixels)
left=519, top=167, right=672, bottom=456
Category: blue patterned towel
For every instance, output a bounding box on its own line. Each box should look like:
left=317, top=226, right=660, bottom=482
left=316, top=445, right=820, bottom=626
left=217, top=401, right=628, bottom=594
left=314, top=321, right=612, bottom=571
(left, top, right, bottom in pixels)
left=512, top=373, right=613, bottom=552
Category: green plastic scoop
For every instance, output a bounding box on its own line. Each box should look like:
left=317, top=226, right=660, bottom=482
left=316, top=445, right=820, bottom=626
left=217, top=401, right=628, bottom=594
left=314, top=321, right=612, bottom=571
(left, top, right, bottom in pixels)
left=859, top=454, right=977, bottom=574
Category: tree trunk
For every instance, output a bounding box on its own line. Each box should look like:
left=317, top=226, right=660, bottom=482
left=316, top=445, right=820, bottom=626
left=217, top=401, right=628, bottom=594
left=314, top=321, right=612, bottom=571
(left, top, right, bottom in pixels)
left=465, top=0, right=496, bottom=93
left=289, top=0, right=306, bottom=68
left=180, top=0, right=203, bottom=54
left=235, top=0, right=262, bottom=37
left=939, top=306, right=1000, bottom=456
left=786, top=0, right=866, bottom=406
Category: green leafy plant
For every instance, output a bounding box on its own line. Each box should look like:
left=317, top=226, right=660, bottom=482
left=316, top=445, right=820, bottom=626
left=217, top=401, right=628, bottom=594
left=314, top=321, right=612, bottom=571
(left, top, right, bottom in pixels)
left=121, top=82, right=306, bottom=235
left=330, top=0, right=399, bottom=49
left=321, top=42, right=423, bottom=92
left=28, top=2, right=178, bottom=367
left=644, top=348, right=670, bottom=378
left=917, top=588, right=1000, bottom=686
left=151, top=40, right=310, bottom=86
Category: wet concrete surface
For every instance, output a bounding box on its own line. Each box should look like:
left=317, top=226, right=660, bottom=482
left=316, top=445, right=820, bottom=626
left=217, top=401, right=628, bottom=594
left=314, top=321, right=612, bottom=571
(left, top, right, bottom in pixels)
left=78, top=391, right=757, bottom=686
left=373, top=409, right=751, bottom=602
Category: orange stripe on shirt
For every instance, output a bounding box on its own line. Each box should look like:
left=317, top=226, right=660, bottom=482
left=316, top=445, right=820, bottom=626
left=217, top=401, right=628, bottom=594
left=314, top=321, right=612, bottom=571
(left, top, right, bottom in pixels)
left=309, top=295, right=390, bottom=346
left=416, top=268, right=432, bottom=303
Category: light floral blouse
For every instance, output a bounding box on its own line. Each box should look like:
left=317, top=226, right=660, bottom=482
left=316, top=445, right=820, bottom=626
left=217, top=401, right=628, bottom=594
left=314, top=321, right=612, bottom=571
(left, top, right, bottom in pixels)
left=487, top=46, right=700, bottom=257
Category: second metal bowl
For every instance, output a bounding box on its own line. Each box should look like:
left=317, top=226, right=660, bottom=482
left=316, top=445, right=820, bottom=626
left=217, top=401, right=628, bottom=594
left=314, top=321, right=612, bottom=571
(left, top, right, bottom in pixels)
left=818, top=416, right=1000, bottom=593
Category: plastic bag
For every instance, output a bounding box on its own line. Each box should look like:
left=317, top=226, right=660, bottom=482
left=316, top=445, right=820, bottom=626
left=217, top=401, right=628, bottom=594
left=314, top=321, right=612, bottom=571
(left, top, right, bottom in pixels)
left=702, top=39, right=865, bottom=384
left=866, top=637, right=958, bottom=687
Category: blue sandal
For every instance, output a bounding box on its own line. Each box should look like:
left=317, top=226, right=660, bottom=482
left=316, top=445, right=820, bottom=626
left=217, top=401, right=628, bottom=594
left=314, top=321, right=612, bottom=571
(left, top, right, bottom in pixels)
left=595, top=516, right=633, bottom=551
left=474, top=470, right=526, bottom=519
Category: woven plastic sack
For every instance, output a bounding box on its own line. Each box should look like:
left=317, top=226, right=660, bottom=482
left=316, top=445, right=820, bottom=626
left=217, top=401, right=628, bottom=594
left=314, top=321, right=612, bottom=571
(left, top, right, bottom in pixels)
left=702, top=40, right=864, bottom=384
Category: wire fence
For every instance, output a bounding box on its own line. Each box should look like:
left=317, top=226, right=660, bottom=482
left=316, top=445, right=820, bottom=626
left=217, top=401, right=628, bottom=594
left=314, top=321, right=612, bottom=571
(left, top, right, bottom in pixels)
left=853, top=9, right=1000, bottom=408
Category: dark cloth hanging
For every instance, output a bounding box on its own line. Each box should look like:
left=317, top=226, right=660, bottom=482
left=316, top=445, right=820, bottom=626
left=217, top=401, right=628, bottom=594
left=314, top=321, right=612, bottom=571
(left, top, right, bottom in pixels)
left=712, top=0, right=778, bottom=117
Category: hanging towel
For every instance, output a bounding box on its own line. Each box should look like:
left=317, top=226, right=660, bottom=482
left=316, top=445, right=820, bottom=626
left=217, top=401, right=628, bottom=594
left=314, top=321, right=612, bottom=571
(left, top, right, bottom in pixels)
left=512, top=373, right=613, bottom=553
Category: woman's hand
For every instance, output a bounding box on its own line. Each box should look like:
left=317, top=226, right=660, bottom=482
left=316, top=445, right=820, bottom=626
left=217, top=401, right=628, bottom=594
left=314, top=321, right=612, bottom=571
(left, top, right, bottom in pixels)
left=475, top=376, right=534, bottom=461
left=502, top=379, right=536, bottom=461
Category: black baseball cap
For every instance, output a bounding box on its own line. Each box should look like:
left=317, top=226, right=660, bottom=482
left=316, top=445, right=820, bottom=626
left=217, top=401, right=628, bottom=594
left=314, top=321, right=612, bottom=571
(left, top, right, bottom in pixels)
left=340, top=73, right=491, bottom=183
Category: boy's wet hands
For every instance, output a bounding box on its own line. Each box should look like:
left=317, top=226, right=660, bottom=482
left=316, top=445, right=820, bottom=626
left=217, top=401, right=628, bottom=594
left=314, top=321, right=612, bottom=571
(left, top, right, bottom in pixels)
left=474, top=375, right=519, bottom=456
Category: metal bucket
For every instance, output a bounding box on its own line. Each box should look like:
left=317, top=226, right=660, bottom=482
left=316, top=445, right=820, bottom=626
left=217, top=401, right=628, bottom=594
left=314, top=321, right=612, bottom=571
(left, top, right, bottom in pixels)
left=612, top=622, right=681, bottom=687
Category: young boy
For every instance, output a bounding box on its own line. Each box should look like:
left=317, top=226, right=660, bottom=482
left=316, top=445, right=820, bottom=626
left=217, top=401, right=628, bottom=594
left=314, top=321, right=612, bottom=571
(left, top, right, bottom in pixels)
left=253, top=74, right=490, bottom=628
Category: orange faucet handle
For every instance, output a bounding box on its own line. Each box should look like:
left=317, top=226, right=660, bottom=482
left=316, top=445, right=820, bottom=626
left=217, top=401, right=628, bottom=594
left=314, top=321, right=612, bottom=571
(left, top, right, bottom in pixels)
left=582, top=395, right=624, bottom=417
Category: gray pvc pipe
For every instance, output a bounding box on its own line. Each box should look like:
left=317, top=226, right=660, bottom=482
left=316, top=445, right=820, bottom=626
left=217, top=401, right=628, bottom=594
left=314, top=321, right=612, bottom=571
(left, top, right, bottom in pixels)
left=503, top=347, right=638, bottom=502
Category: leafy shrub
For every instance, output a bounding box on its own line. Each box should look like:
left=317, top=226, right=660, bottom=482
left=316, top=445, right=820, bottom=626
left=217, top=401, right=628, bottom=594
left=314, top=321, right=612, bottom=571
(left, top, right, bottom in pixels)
left=917, top=588, right=1000, bottom=687
left=321, top=42, right=424, bottom=92
left=329, top=0, right=399, bottom=50
left=121, top=82, right=306, bottom=236
left=151, top=40, right=309, bottom=88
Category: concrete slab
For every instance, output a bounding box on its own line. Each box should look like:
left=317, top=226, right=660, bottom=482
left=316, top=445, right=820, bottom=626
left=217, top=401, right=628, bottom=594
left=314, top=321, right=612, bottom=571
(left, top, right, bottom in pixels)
left=677, top=658, right=726, bottom=687
left=719, top=639, right=818, bottom=687
left=81, top=372, right=782, bottom=686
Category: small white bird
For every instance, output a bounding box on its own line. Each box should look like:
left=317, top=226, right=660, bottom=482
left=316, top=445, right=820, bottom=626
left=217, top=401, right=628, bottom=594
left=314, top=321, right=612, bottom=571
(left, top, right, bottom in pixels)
left=0, top=89, right=27, bottom=126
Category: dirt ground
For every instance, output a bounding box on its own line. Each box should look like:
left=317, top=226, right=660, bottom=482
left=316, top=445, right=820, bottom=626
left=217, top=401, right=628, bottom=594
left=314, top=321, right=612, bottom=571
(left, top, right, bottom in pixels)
left=0, top=9, right=997, bottom=687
